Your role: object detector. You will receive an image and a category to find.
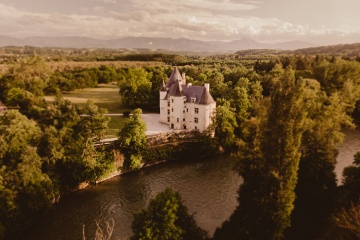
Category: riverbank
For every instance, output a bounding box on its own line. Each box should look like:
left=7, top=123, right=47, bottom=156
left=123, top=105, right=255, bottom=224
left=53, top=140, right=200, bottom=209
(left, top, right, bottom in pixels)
left=22, top=155, right=242, bottom=240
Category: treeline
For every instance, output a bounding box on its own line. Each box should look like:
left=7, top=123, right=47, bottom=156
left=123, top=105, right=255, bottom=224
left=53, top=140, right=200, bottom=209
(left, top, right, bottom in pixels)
left=235, top=42, right=360, bottom=59
left=1, top=52, right=360, bottom=239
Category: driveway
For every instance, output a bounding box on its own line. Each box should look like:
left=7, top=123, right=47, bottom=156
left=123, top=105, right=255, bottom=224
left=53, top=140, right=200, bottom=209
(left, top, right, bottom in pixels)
left=141, top=114, right=173, bottom=135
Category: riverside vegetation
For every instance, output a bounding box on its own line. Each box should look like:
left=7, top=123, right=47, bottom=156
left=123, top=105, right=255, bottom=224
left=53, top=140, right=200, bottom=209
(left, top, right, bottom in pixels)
left=1, top=46, right=360, bottom=239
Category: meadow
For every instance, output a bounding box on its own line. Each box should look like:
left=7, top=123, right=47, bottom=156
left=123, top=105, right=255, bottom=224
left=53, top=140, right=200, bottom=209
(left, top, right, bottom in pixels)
left=45, top=83, right=130, bottom=137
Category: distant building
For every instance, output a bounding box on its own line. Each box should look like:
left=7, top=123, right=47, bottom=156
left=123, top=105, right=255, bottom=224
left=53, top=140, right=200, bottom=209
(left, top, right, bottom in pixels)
left=0, top=101, right=7, bottom=115
left=159, top=67, right=216, bottom=132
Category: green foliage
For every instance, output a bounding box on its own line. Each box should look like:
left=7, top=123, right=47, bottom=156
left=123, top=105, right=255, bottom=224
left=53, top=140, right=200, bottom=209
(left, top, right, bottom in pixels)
left=118, top=108, right=147, bottom=170
left=118, top=68, right=152, bottom=108
left=289, top=80, right=353, bottom=239
left=131, top=188, right=208, bottom=240
left=143, top=134, right=219, bottom=165
left=0, top=110, right=55, bottom=238
left=37, top=95, right=112, bottom=191
left=215, top=67, right=308, bottom=240
left=213, top=100, right=238, bottom=150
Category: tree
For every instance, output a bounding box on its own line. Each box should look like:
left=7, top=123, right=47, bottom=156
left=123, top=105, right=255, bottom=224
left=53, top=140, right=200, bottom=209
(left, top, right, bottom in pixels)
left=215, top=67, right=308, bottom=240
left=131, top=188, right=208, bottom=240
left=3, top=56, right=51, bottom=96
left=333, top=201, right=360, bottom=239
left=213, top=99, right=238, bottom=150
left=118, top=108, right=147, bottom=170
left=288, top=81, right=353, bottom=239
left=118, top=68, right=152, bottom=108
left=0, top=110, right=55, bottom=238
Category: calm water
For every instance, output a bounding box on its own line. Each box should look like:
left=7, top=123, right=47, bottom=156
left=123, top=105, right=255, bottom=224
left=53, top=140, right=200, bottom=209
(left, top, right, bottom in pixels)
left=24, top=128, right=360, bottom=239
left=26, top=156, right=242, bottom=240
left=335, top=127, right=360, bottom=184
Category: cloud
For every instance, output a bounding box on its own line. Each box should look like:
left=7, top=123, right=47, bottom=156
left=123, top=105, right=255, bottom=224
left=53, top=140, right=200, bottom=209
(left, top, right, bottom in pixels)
left=98, top=0, right=117, bottom=3
left=0, top=0, right=358, bottom=45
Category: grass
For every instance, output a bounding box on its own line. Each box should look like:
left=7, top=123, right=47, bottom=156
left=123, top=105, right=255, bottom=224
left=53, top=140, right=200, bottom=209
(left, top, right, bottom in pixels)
left=44, top=83, right=131, bottom=137
left=107, top=116, right=127, bottom=137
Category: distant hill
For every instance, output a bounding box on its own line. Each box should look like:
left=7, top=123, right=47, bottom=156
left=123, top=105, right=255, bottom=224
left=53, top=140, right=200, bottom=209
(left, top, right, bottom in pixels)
left=294, top=43, right=360, bottom=58
left=0, top=36, right=317, bottom=52
left=235, top=42, right=360, bottom=58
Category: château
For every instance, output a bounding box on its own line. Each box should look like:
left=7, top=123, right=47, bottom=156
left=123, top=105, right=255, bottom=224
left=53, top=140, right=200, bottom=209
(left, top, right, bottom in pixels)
left=159, top=67, right=216, bottom=132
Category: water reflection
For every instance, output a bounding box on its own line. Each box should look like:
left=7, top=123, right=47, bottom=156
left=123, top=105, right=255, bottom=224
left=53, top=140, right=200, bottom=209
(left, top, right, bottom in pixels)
left=25, top=156, right=242, bottom=239
left=24, top=128, right=359, bottom=239
left=336, top=128, right=360, bottom=184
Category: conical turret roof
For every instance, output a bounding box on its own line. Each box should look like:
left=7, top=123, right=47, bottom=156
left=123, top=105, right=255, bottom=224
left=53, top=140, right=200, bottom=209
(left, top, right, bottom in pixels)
left=166, top=66, right=183, bottom=88
left=169, top=79, right=184, bottom=97
left=199, top=88, right=215, bottom=105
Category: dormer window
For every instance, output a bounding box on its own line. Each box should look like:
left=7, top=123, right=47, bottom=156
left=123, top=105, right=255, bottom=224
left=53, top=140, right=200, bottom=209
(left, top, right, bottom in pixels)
left=191, top=98, right=196, bottom=103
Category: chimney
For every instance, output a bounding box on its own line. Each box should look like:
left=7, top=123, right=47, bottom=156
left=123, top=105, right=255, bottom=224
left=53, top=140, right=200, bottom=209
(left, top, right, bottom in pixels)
left=204, top=83, right=210, bottom=92
left=187, top=83, right=192, bottom=88
left=182, top=72, right=186, bottom=85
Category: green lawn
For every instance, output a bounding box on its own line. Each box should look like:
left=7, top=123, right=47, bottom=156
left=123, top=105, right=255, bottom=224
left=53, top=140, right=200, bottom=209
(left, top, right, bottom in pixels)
left=45, top=83, right=131, bottom=137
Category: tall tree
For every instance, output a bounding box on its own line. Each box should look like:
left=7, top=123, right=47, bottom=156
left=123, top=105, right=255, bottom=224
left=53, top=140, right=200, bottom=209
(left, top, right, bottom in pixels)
left=118, top=108, right=147, bottom=170
left=288, top=80, right=353, bottom=239
left=213, top=99, right=238, bottom=150
left=215, top=67, right=308, bottom=240
left=131, top=188, right=208, bottom=240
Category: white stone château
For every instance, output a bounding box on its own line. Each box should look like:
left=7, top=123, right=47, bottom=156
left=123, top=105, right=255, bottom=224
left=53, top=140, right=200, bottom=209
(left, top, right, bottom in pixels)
left=159, top=67, right=216, bottom=132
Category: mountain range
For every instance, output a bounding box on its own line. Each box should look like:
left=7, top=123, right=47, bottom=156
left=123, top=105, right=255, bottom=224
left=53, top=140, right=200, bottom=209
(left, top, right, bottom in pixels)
left=0, top=36, right=317, bottom=52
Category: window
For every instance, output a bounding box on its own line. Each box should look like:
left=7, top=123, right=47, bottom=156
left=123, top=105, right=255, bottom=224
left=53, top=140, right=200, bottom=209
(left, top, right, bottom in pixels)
left=177, top=118, right=179, bottom=123
left=183, top=110, right=185, bottom=113
left=172, top=108, right=173, bottom=112
left=172, top=99, right=174, bottom=103
left=195, top=108, right=199, bottom=114
left=183, top=118, right=185, bottom=121
left=186, top=109, right=188, bottom=112
left=183, top=125, right=186, bottom=129
left=195, top=126, right=198, bottom=130
left=167, top=101, right=170, bottom=107
left=167, top=109, right=170, bottom=115
left=191, top=98, right=196, bottom=103
left=167, top=117, right=170, bottom=122
left=194, top=117, right=198, bottom=123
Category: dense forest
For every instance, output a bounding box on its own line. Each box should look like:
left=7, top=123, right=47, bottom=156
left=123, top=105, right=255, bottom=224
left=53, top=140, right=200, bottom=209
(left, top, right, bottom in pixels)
left=1, top=46, right=360, bottom=239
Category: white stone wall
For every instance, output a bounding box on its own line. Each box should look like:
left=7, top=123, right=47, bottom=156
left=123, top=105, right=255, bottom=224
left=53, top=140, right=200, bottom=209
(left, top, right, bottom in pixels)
left=169, top=96, right=185, bottom=130
left=159, top=90, right=216, bottom=133
left=159, top=91, right=167, bottom=124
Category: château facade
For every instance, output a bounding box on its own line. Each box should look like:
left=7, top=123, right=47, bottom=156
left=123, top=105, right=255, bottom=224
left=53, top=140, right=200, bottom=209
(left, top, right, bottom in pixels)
left=159, top=67, right=216, bottom=132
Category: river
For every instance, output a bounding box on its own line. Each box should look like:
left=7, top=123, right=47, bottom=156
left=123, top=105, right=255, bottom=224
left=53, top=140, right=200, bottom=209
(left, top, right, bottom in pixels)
left=24, top=129, right=360, bottom=240
left=25, top=156, right=242, bottom=240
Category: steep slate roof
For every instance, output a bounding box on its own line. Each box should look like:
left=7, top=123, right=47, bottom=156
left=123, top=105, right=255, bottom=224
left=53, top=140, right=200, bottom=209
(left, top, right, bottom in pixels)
left=160, top=80, right=167, bottom=92
left=199, top=88, right=215, bottom=104
left=162, top=66, right=215, bottom=105
left=169, top=79, right=185, bottom=97
left=166, top=66, right=183, bottom=88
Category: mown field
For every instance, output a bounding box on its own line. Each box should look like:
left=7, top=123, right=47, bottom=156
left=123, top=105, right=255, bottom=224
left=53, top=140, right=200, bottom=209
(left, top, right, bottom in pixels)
left=45, top=83, right=130, bottom=137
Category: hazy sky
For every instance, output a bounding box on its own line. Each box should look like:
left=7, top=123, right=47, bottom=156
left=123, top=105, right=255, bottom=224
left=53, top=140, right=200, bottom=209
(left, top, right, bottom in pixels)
left=0, top=0, right=359, bottom=45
